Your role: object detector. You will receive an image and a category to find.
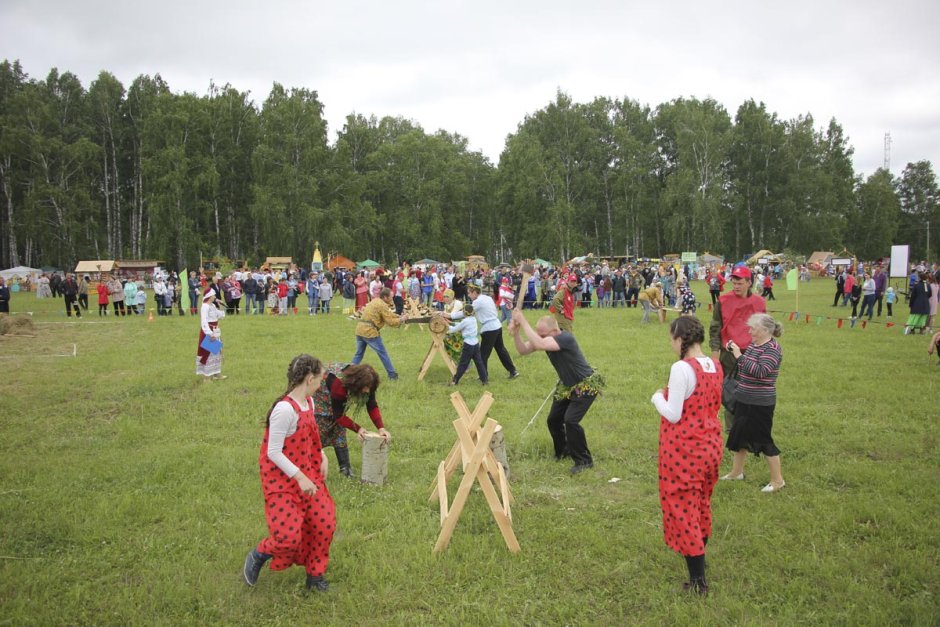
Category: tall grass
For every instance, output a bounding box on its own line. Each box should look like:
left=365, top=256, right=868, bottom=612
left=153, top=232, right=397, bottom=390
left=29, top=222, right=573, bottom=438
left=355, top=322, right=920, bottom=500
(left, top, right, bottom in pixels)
left=0, top=280, right=937, bottom=625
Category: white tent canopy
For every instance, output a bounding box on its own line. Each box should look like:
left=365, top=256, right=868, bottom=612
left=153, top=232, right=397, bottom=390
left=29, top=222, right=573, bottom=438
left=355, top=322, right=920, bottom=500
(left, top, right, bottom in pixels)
left=0, top=266, right=41, bottom=280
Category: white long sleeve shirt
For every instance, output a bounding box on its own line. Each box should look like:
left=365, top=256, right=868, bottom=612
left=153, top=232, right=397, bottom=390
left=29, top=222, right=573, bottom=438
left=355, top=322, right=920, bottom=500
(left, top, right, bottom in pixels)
left=452, top=294, right=500, bottom=332
left=200, top=302, right=225, bottom=335
left=448, top=316, right=480, bottom=345
left=265, top=400, right=307, bottom=477
left=650, top=356, right=717, bottom=424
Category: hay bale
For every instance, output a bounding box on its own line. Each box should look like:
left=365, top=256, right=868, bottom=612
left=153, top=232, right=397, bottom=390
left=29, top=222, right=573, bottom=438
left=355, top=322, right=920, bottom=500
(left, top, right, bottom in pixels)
left=0, top=316, right=34, bottom=335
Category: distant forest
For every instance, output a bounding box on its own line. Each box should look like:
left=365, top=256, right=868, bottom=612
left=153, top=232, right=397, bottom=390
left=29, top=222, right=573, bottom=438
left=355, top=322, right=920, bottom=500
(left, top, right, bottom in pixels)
left=0, top=59, right=937, bottom=271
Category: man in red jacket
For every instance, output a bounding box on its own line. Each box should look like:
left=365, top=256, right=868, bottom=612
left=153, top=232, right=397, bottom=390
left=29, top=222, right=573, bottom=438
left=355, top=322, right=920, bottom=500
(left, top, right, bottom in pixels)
left=708, top=266, right=766, bottom=431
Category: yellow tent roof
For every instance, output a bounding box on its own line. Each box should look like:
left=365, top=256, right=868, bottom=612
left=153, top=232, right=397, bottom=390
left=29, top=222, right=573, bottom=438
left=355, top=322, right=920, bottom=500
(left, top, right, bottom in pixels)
left=75, top=260, right=118, bottom=273
left=746, top=250, right=782, bottom=265
left=807, top=251, right=834, bottom=266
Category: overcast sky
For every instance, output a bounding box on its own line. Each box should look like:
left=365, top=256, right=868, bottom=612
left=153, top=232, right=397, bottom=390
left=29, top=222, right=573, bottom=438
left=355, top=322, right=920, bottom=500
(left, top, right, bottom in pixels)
left=2, top=0, right=938, bottom=176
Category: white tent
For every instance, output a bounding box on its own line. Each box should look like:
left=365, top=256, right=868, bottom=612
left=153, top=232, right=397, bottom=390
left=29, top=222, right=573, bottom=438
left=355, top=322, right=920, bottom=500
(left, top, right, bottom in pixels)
left=0, top=266, right=41, bottom=280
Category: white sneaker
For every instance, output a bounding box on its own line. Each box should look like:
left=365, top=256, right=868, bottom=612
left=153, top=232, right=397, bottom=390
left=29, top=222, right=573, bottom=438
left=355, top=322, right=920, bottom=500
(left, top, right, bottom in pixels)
left=720, top=473, right=745, bottom=481
left=761, top=481, right=785, bottom=493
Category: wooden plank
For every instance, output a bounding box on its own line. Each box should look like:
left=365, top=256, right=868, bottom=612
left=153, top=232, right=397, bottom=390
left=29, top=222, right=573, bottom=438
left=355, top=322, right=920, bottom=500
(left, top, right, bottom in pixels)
left=437, top=461, right=448, bottom=524
left=454, top=419, right=475, bottom=471
left=416, top=341, right=437, bottom=381
left=432, top=419, right=497, bottom=554
left=428, top=440, right=460, bottom=502
left=497, top=462, right=512, bottom=518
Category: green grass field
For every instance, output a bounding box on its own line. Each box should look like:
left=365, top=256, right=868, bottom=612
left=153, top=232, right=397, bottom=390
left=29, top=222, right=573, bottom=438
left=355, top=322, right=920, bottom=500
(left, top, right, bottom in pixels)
left=1, top=280, right=937, bottom=625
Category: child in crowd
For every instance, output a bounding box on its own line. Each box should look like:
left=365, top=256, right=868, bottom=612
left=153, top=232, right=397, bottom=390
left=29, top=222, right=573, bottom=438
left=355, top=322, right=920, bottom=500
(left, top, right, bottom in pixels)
left=319, top=277, right=333, bottom=314
left=885, top=286, right=896, bottom=318
left=135, top=288, right=147, bottom=315
left=277, top=278, right=289, bottom=315
left=267, top=286, right=279, bottom=315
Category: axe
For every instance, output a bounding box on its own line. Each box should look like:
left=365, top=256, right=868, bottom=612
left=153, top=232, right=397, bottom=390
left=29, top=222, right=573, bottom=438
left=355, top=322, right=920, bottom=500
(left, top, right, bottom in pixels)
left=514, top=261, right=535, bottom=313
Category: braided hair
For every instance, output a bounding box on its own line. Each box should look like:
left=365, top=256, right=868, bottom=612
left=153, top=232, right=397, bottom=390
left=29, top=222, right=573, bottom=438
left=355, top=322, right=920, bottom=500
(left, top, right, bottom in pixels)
left=264, top=354, right=323, bottom=426
left=669, top=315, right=705, bottom=360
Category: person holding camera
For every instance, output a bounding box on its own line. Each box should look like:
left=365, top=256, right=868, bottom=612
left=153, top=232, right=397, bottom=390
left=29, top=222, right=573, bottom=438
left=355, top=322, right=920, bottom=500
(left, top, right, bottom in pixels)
left=709, top=266, right=766, bottom=431
left=720, top=313, right=785, bottom=493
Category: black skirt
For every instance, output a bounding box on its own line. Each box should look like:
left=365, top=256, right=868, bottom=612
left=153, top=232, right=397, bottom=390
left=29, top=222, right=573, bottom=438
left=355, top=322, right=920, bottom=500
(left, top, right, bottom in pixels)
left=726, top=401, right=780, bottom=457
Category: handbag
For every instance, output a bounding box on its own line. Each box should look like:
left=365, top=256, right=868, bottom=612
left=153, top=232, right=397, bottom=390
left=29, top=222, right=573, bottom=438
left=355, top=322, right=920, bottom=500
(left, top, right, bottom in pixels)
left=721, top=360, right=739, bottom=414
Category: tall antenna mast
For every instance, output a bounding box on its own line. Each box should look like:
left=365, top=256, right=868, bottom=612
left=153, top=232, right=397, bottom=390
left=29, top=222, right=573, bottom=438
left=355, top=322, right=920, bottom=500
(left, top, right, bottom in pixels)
left=883, top=132, right=892, bottom=171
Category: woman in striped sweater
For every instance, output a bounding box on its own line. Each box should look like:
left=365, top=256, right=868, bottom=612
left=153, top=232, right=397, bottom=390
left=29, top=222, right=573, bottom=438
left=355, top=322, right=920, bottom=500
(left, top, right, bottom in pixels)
left=721, top=313, right=785, bottom=493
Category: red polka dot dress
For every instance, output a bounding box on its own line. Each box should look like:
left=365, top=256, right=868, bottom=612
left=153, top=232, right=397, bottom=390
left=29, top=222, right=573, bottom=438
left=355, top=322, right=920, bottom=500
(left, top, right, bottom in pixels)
left=257, top=396, right=336, bottom=577
left=658, top=358, right=723, bottom=557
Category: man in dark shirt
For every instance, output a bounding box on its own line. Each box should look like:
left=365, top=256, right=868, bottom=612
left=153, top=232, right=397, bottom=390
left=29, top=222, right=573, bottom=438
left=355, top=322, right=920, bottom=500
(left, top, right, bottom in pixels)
left=61, top=273, right=81, bottom=318
left=872, top=266, right=887, bottom=317
left=510, top=310, right=597, bottom=474
left=610, top=269, right=627, bottom=307
left=0, top=277, right=10, bottom=313
left=833, top=269, right=846, bottom=307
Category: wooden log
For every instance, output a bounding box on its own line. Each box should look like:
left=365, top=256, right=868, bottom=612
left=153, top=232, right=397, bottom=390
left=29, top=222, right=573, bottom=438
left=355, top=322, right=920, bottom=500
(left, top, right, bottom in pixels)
left=489, top=424, right=510, bottom=481
left=360, top=433, right=389, bottom=485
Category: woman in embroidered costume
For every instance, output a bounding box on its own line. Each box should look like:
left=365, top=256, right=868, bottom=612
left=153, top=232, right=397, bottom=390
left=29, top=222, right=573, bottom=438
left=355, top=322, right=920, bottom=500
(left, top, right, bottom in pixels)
left=196, top=288, right=226, bottom=380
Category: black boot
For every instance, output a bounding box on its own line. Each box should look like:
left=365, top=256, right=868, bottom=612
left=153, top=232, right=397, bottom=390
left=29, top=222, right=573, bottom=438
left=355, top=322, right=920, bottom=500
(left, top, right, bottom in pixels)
left=243, top=548, right=272, bottom=586
left=305, top=574, right=329, bottom=591
left=335, top=446, right=355, bottom=478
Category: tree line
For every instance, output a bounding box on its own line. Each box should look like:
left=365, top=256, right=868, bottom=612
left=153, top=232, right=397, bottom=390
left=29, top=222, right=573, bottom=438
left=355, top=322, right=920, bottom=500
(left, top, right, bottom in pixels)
left=1, top=59, right=937, bottom=271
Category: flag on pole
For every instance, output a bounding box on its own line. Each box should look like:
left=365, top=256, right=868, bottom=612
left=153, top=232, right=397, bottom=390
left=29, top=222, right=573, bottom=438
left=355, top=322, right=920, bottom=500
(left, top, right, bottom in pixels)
left=180, top=268, right=189, bottom=310
left=786, top=268, right=799, bottom=291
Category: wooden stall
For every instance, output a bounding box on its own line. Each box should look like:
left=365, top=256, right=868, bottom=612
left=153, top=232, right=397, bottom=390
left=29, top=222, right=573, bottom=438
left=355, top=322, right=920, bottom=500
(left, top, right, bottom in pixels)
left=74, top=260, right=119, bottom=296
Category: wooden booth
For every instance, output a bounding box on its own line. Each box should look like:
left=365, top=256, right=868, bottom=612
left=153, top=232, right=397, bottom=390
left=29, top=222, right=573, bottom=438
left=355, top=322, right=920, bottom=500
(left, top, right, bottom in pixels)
left=263, top=257, right=294, bottom=278
left=116, top=259, right=165, bottom=286
left=74, top=260, right=120, bottom=297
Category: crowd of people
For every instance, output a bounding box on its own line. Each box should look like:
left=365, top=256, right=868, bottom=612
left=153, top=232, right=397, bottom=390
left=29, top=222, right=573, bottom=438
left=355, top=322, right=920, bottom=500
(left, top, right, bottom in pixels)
left=4, top=256, right=935, bottom=596
left=229, top=261, right=801, bottom=597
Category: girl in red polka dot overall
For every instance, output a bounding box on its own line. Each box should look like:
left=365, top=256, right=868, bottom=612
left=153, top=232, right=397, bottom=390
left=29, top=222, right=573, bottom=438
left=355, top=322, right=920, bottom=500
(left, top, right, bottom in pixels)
left=651, top=316, right=723, bottom=596
left=243, top=354, right=337, bottom=592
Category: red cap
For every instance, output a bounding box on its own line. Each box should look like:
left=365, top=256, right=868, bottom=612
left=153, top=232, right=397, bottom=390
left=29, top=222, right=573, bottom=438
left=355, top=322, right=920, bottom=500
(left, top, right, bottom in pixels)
left=731, top=266, right=752, bottom=280
left=501, top=277, right=510, bottom=284
left=566, top=273, right=578, bottom=282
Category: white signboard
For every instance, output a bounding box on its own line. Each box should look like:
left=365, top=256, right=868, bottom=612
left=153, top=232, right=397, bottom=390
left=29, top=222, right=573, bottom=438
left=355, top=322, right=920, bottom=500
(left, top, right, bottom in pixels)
left=831, top=258, right=853, bottom=267
left=890, top=245, right=909, bottom=278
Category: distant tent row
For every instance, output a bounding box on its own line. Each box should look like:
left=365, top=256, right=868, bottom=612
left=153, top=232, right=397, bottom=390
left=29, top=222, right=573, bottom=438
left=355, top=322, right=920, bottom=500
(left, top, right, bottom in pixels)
left=0, top=265, right=41, bottom=280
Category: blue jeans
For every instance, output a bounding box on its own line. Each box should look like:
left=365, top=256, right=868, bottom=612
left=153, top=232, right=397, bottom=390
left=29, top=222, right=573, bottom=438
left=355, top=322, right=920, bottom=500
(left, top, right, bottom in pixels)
left=499, top=304, right=512, bottom=323
left=860, top=294, right=876, bottom=319
left=245, top=292, right=256, bottom=314
left=352, top=335, right=397, bottom=378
